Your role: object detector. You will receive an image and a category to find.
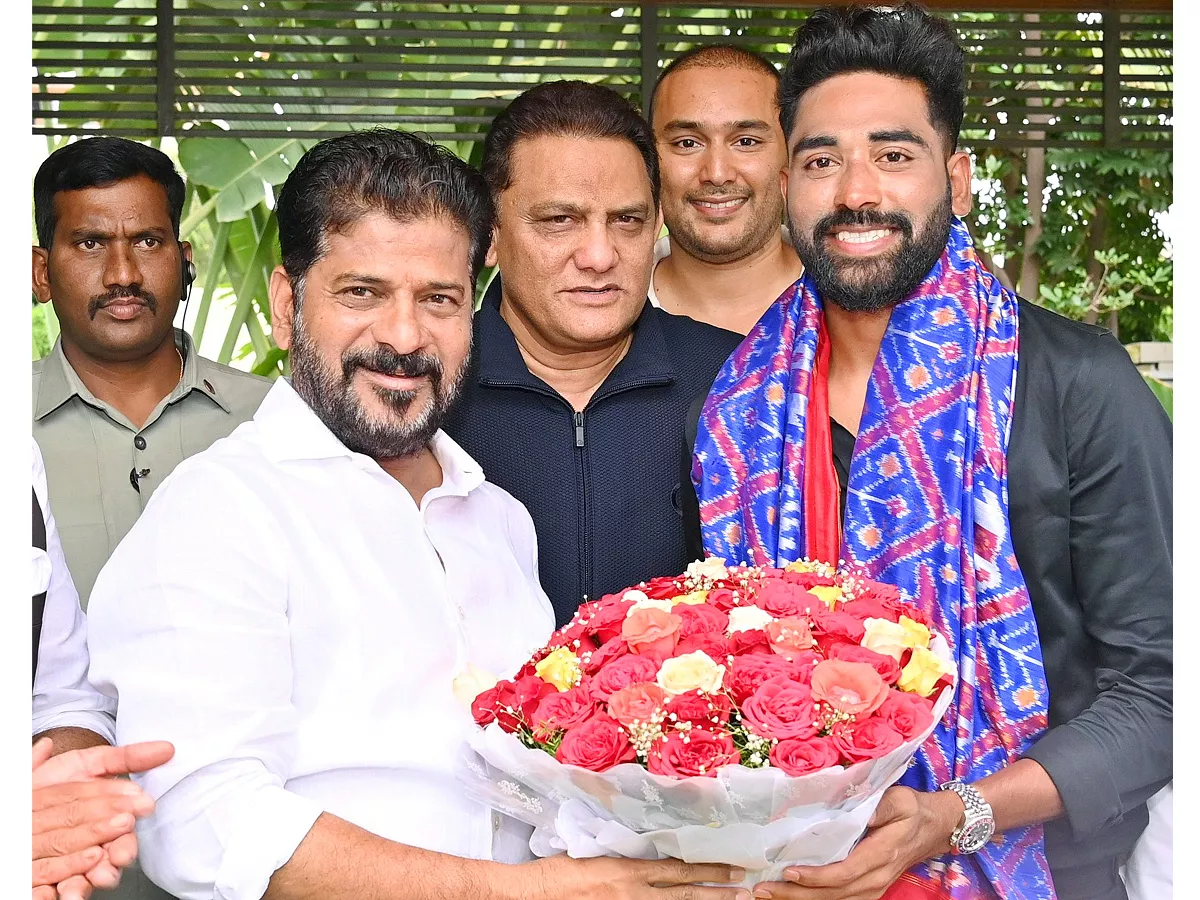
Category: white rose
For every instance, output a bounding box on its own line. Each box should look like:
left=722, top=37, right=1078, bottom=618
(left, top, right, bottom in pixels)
left=450, top=663, right=498, bottom=710
left=624, top=590, right=674, bottom=617
left=657, top=651, right=726, bottom=696
left=726, top=605, right=775, bottom=634
left=686, top=557, right=729, bottom=581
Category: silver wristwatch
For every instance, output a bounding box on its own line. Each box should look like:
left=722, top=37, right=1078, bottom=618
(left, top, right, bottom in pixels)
left=939, top=780, right=996, bottom=854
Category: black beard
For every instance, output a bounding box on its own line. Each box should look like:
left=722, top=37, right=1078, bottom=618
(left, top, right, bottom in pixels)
left=288, top=318, right=468, bottom=461
left=789, top=189, right=953, bottom=313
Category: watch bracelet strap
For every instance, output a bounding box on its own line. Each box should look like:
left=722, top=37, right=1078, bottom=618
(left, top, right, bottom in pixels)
left=944, top=780, right=991, bottom=817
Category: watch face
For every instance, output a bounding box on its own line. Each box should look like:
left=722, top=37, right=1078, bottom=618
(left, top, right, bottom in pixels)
left=958, top=817, right=996, bottom=854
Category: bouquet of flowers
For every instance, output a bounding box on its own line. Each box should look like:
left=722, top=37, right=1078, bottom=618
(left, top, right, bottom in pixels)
left=459, top=558, right=955, bottom=887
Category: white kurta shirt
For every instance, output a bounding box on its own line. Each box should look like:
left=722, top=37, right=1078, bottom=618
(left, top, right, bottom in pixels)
left=86, top=379, right=555, bottom=900
left=32, top=437, right=117, bottom=742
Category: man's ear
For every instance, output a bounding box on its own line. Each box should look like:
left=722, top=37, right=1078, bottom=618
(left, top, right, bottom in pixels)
left=779, top=166, right=789, bottom=206
left=654, top=204, right=665, bottom=237
left=268, top=266, right=296, bottom=351
left=948, top=151, right=974, bottom=217
left=484, top=226, right=498, bottom=269
left=31, top=247, right=52, bottom=305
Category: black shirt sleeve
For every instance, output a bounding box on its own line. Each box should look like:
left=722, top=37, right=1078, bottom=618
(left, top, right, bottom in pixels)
left=1020, top=331, right=1173, bottom=841
left=680, top=394, right=706, bottom=563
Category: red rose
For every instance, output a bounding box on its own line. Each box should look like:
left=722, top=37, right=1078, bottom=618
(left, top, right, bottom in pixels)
left=589, top=654, right=660, bottom=702
left=839, top=596, right=904, bottom=624
left=752, top=579, right=817, bottom=618
left=781, top=570, right=837, bottom=590
left=832, top=717, right=905, bottom=764
left=725, top=654, right=803, bottom=704
left=706, top=588, right=739, bottom=612
left=729, top=628, right=772, bottom=656
left=828, top=643, right=902, bottom=685
left=676, top=631, right=733, bottom=662
left=665, top=689, right=733, bottom=728
left=641, top=577, right=684, bottom=600
left=472, top=676, right=555, bottom=733
left=581, top=636, right=629, bottom=675
left=647, top=729, right=740, bottom=777
left=622, top=607, right=683, bottom=658
left=471, top=683, right=505, bottom=729
left=770, top=736, right=842, bottom=776
left=512, top=675, right=558, bottom=723
left=582, top=596, right=635, bottom=643
left=547, top=621, right=598, bottom=653
left=530, top=686, right=598, bottom=738
left=740, top=676, right=819, bottom=741
left=810, top=607, right=867, bottom=655
left=676, top=603, right=730, bottom=639
left=556, top=714, right=637, bottom=771
left=875, top=690, right=936, bottom=741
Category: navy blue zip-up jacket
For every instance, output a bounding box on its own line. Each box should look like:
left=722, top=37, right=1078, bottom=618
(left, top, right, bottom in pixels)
left=443, top=277, right=742, bottom=627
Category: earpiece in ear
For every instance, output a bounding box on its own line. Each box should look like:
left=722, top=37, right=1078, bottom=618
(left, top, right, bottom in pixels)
left=184, top=260, right=197, bottom=285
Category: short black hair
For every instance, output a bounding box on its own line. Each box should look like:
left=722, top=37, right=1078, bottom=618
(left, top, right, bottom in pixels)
left=779, top=3, right=966, bottom=152
left=650, top=44, right=780, bottom=127
left=33, top=136, right=186, bottom=249
left=481, top=80, right=660, bottom=208
left=276, top=128, right=494, bottom=287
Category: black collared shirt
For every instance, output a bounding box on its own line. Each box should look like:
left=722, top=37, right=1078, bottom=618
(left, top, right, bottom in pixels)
left=444, top=279, right=742, bottom=625
left=683, top=300, right=1172, bottom=899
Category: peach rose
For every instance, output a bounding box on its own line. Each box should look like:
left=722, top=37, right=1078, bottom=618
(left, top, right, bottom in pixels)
left=810, top=659, right=890, bottom=718
left=765, top=617, right=816, bottom=661
left=621, top=607, right=682, bottom=657
left=607, top=682, right=668, bottom=727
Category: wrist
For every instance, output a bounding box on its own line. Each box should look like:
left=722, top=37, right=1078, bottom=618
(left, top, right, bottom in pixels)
left=923, top=789, right=967, bottom=857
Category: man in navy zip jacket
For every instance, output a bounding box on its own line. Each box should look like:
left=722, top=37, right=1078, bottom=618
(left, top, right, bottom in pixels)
left=443, top=81, right=742, bottom=626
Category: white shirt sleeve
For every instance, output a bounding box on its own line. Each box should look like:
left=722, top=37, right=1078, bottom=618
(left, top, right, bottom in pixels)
left=85, top=459, right=322, bottom=900
left=32, top=438, right=117, bottom=743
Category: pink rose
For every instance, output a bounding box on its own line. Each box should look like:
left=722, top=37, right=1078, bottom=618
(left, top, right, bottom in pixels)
left=647, top=729, right=740, bottom=777
left=665, top=689, right=733, bottom=728
left=676, top=603, right=730, bottom=639
left=556, top=714, right=637, bottom=771
left=530, top=686, right=597, bottom=738
left=607, top=682, right=668, bottom=728
left=827, top=642, right=902, bottom=685
left=725, top=654, right=803, bottom=704
left=770, top=736, right=842, bottom=776
left=752, top=579, right=816, bottom=618
left=589, top=654, right=660, bottom=702
left=875, top=689, right=935, bottom=741
left=811, top=660, right=890, bottom=718
left=765, top=616, right=816, bottom=662
left=740, top=676, right=819, bottom=741
left=622, top=607, right=682, bottom=658
left=832, top=717, right=905, bottom=764
left=581, top=635, right=629, bottom=675
left=676, top=631, right=733, bottom=661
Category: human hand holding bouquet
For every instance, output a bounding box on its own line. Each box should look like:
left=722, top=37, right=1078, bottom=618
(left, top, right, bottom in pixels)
left=460, top=558, right=955, bottom=889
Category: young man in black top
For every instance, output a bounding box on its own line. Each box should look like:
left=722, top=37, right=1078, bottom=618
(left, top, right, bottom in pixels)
left=444, top=81, right=742, bottom=625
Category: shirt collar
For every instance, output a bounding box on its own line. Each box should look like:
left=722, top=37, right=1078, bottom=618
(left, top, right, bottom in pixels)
left=254, top=378, right=485, bottom=496
left=34, top=329, right=229, bottom=421
left=475, top=275, right=677, bottom=395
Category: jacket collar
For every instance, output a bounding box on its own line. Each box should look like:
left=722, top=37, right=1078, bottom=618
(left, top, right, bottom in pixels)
left=475, top=275, right=677, bottom=398
left=34, top=329, right=230, bottom=421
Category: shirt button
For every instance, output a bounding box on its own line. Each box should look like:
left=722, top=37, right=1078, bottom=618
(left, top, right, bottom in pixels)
left=134, top=435, right=147, bottom=450
left=492, top=812, right=501, bottom=832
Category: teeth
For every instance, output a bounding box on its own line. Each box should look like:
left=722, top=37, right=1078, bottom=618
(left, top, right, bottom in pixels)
left=696, top=198, right=745, bottom=209
left=835, top=229, right=892, bottom=243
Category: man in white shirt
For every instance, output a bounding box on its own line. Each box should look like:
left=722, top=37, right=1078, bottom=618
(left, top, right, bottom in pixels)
left=87, top=129, right=747, bottom=900
left=34, top=437, right=174, bottom=899
left=648, top=45, right=803, bottom=335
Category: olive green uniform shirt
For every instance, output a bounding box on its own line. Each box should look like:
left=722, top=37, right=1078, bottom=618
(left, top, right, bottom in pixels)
left=33, top=329, right=271, bottom=611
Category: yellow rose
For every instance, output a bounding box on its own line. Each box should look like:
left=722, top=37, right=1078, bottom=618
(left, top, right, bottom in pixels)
left=898, top=646, right=956, bottom=698
left=535, top=647, right=582, bottom=692
left=861, top=618, right=910, bottom=661
left=451, top=663, right=498, bottom=710
left=671, top=590, right=709, bottom=606
left=656, top=650, right=726, bottom=696
left=807, top=585, right=843, bottom=610
left=897, top=615, right=931, bottom=650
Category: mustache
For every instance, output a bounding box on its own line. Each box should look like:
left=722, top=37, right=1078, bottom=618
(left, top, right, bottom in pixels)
left=87, top=284, right=158, bottom=319
left=342, top=345, right=444, bottom=385
left=814, top=208, right=913, bottom=240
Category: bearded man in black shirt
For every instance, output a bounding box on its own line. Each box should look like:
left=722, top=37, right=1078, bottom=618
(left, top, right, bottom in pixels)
left=685, top=6, right=1171, bottom=900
